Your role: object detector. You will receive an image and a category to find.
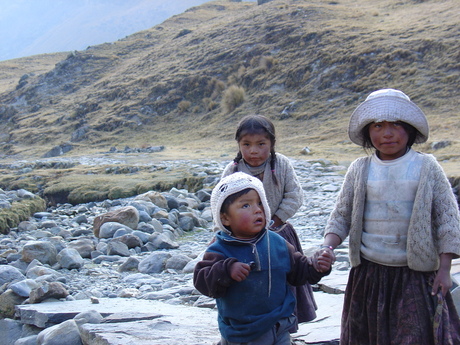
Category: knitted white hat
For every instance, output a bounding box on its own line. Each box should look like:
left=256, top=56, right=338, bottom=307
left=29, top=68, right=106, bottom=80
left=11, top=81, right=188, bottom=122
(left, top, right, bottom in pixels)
left=211, top=172, right=271, bottom=234
left=348, top=88, right=429, bottom=146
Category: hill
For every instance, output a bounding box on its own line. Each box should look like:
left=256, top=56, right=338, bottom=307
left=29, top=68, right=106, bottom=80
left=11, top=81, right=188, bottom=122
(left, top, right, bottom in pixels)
left=0, top=0, right=458, bottom=203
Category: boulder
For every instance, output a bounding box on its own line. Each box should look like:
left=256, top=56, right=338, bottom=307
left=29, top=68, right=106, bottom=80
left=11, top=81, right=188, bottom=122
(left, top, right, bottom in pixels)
left=93, top=206, right=139, bottom=237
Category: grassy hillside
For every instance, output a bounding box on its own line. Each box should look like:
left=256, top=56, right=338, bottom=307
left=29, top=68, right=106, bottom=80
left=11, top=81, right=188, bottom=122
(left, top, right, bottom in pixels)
left=0, top=0, right=458, bottom=177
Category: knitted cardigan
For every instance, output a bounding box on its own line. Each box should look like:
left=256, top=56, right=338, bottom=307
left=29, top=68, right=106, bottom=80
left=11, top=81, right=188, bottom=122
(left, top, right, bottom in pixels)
left=325, top=152, right=460, bottom=271
left=222, top=152, right=303, bottom=223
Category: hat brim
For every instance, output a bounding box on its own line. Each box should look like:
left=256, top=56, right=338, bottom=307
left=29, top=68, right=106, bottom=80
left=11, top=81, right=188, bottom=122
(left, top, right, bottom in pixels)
left=348, top=95, right=429, bottom=146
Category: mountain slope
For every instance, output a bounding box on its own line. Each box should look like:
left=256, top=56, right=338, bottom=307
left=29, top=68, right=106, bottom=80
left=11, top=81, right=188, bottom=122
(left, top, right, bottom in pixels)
left=0, top=0, right=458, bottom=172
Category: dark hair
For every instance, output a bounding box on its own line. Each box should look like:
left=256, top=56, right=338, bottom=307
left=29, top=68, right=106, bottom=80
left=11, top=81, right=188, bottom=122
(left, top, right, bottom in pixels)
left=361, top=121, right=418, bottom=152
left=220, top=188, right=253, bottom=215
left=232, top=115, right=278, bottom=185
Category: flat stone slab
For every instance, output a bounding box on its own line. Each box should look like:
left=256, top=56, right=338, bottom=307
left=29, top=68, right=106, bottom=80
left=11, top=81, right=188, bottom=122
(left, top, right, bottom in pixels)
left=14, top=290, right=344, bottom=344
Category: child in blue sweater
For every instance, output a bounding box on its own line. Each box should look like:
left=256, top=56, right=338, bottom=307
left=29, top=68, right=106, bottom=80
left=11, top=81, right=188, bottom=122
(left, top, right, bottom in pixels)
left=194, top=172, right=333, bottom=344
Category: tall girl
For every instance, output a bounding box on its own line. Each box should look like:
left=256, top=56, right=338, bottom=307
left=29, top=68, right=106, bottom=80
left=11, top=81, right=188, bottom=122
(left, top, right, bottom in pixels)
left=221, top=114, right=316, bottom=331
left=318, top=89, right=460, bottom=344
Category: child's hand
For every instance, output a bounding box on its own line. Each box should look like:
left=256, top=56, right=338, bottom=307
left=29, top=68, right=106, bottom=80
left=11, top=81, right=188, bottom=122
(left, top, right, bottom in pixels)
left=313, top=247, right=335, bottom=273
left=230, top=262, right=251, bottom=282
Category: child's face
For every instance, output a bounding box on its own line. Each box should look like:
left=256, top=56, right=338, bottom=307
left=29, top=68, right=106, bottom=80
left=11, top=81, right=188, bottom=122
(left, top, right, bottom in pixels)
left=220, top=189, right=266, bottom=239
left=369, top=121, right=409, bottom=160
left=238, top=133, right=272, bottom=167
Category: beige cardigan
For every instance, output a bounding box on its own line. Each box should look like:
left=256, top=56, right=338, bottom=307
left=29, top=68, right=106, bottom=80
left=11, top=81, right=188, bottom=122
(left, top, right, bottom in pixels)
left=325, top=152, right=460, bottom=271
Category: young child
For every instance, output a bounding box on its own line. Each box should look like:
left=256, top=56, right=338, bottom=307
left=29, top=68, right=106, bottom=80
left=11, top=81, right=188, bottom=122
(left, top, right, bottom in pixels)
left=194, top=172, right=333, bottom=345
left=318, top=88, right=460, bottom=344
left=221, top=114, right=315, bottom=330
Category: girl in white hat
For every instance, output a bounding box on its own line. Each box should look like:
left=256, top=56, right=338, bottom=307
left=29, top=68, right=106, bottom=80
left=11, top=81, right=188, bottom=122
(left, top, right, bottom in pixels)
left=318, top=88, right=460, bottom=344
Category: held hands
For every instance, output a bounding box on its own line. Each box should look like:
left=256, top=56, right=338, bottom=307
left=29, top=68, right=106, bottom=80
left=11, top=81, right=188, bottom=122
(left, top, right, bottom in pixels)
left=230, top=262, right=251, bottom=282
left=313, top=246, right=336, bottom=273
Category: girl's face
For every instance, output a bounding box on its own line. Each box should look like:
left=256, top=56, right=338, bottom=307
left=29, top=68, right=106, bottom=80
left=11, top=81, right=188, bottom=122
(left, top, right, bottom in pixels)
left=369, top=121, right=409, bottom=160
left=220, top=189, right=266, bottom=239
left=238, top=133, right=272, bottom=167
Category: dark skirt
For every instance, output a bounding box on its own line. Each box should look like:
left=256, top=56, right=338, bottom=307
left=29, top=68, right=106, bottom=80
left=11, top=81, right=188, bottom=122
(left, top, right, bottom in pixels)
left=341, top=258, right=460, bottom=345
left=274, top=222, right=317, bottom=331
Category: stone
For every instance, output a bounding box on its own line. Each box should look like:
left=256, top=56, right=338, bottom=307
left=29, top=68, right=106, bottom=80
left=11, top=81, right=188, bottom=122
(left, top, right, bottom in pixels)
left=138, top=252, right=171, bottom=274
left=21, top=241, right=57, bottom=265
left=9, top=279, right=40, bottom=297
left=93, top=206, right=139, bottom=237
left=29, top=282, right=69, bottom=304
left=0, top=265, right=26, bottom=286
left=106, top=241, right=130, bottom=257
left=165, top=254, right=192, bottom=271
left=57, top=248, right=84, bottom=269
left=0, top=318, right=23, bottom=345
left=99, top=222, right=133, bottom=239
left=135, top=191, right=168, bottom=209
left=118, top=257, right=140, bottom=272
left=67, top=238, right=95, bottom=258
left=0, top=289, right=26, bottom=318
left=36, top=319, right=82, bottom=345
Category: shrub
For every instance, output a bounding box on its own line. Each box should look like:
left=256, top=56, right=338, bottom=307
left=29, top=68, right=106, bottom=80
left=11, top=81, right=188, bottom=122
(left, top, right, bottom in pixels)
left=259, top=56, right=276, bottom=71
left=177, top=100, right=191, bottom=113
left=221, top=85, right=245, bottom=113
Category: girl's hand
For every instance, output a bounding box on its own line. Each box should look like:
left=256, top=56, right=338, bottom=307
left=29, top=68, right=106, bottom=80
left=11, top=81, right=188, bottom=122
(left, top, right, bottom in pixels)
left=432, top=269, right=452, bottom=297
left=432, top=253, right=453, bottom=296
left=313, top=247, right=335, bottom=273
left=230, top=262, right=251, bottom=282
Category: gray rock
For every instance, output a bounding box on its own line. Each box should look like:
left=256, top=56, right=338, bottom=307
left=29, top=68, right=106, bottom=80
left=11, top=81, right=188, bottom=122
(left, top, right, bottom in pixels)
left=138, top=252, right=171, bottom=274
left=0, top=318, right=22, bottom=345
left=106, top=241, right=130, bottom=257
left=14, top=335, right=38, bottom=345
left=57, top=248, right=84, bottom=269
left=73, top=309, right=103, bottom=324
left=9, top=279, right=40, bottom=297
left=67, top=238, right=95, bottom=258
left=0, top=266, right=26, bottom=286
left=165, top=254, right=192, bottom=272
left=99, top=222, right=132, bottom=239
left=36, top=319, right=82, bottom=345
left=21, top=241, right=57, bottom=265
left=29, top=282, right=69, bottom=304
left=118, top=257, right=140, bottom=272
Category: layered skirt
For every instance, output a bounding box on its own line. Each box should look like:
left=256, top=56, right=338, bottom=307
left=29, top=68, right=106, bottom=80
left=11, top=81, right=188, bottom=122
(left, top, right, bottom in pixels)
left=341, top=258, right=460, bottom=345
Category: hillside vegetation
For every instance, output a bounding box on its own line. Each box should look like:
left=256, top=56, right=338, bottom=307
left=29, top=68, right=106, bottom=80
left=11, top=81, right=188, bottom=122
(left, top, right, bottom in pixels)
left=0, top=0, right=458, bottom=199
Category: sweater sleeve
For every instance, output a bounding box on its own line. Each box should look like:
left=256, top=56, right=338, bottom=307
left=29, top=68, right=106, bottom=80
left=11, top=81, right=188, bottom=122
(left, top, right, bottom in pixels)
left=324, top=159, right=361, bottom=241
left=273, top=154, right=304, bottom=222
left=286, top=242, right=330, bottom=286
left=430, top=157, right=460, bottom=257
left=193, top=251, right=238, bottom=298
left=221, top=161, right=235, bottom=178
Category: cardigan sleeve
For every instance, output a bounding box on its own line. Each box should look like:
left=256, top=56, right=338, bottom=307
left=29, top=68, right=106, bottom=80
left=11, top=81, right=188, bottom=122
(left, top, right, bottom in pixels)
left=429, top=157, right=460, bottom=257
left=324, top=158, right=361, bottom=241
left=273, top=154, right=304, bottom=222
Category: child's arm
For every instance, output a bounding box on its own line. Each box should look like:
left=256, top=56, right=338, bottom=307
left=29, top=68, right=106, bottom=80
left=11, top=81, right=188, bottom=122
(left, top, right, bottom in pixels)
left=432, top=253, right=454, bottom=297
left=272, top=155, right=303, bottom=223
left=286, top=243, right=332, bottom=286
left=193, top=252, right=244, bottom=298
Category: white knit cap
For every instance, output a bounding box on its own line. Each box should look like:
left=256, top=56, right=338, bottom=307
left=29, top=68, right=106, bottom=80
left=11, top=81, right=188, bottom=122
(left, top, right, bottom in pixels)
left=211, top=172, right=271, bottom=234
left=348, top=88, right=429, bottom=146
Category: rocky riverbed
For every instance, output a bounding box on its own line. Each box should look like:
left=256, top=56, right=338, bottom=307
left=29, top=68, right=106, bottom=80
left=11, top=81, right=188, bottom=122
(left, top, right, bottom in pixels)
left=0, top=156, right=405, bottom=344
